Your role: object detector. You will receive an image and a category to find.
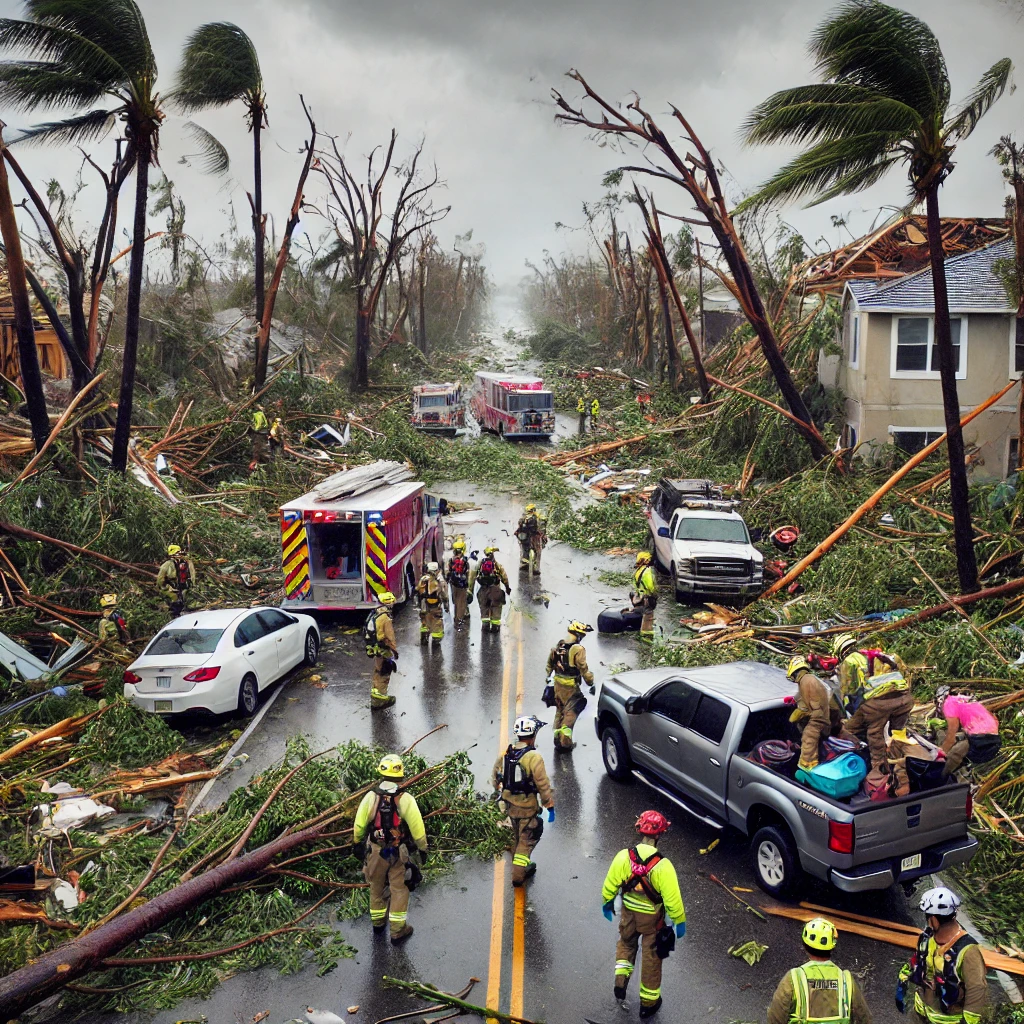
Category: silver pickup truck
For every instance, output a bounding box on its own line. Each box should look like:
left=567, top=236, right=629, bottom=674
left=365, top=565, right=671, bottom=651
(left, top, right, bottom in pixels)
left=596, top=661, right=978, bottom=896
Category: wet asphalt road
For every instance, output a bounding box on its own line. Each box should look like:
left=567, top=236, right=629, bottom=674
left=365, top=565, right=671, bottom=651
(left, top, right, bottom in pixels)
left=94, top=482, right=923, bottom=1024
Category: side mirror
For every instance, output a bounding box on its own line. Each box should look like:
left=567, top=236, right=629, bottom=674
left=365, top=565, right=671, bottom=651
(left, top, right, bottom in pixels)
left=625, top=695, right=646, bottom=715
left=438, top=498, right=449, bottom=515
left=657, top=526, right=670, bottom=538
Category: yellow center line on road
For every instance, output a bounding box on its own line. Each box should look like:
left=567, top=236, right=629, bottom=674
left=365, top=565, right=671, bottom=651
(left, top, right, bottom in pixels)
left=509, top=610, right=527, bottom=1019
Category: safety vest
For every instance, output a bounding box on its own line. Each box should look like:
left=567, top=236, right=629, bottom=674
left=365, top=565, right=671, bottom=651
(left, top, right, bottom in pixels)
left=788, top=962, right=852, bottom=1024
left=419, top=575, right=442, bottom=606
left=634, top=565, right=656, bottom=596
left=252, top=409, right=268, bottom=431
left=502, top=745, right=538, bottom=795
left=621, top=847, right=664, bottom=906
left=908, top=929, right=978, bottom=1018
left=862, top=669, right=909, bottom=700
left=577, top=397, right=585, bottom=413
left=591, top=399, right=599, bottom=415
left=448, top=555, right=469, bottom=588
left=551, top=639, right=581, bottom=680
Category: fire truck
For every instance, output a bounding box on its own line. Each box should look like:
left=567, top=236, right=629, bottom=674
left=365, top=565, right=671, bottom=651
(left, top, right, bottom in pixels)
left=469, top=371, right=555, bottom=440
left=410, top=382, right=466, bottom=436
left=279, top=461, right=444, bottom=611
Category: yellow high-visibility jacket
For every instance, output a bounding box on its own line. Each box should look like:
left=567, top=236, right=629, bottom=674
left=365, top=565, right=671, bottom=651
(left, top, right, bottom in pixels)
left=601, top=843, right=685, bottom=922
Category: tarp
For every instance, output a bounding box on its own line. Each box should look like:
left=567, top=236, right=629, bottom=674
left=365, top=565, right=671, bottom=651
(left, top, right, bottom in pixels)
left=0, top=632, right=88, bottom=683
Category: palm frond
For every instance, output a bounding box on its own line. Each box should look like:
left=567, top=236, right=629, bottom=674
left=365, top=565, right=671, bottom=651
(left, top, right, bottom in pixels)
left=11, top=106, right=117, bottom=145
left=946, top=57, right=1013, bottom=143
left=172, top=21, right=261, bottom=113
left=182, top=120, right=229, bottom=174
left=0, top=18, right=127, bottom=93
left=0, top=59, right=111, bottom=109
left=313, top=236, right=352, bottom=273
left=741, top=82, right=920, bottom=146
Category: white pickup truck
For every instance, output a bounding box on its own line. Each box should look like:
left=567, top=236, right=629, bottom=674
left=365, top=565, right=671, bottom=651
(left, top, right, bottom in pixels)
left=646, top=478, right=763, bottom=603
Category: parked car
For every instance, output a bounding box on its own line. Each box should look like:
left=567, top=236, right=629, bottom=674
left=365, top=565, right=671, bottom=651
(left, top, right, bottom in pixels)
left=646, top=478, right=763, bottom=602
left=123, top=607, right=320, bottom=716
left=596, top=662, right=977, bottom=896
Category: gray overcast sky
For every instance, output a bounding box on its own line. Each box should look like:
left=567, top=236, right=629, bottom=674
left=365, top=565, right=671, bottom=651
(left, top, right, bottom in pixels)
left=1, top=0, right=1023, bottom=288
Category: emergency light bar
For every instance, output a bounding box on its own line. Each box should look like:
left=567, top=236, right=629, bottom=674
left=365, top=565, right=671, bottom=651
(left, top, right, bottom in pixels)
left=305, top=509, right=363, bottom=523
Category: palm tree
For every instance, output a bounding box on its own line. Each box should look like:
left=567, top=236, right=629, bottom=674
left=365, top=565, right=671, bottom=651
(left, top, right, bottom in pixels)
left=173, top=23, right=266, bottom=331
left=739, top=0, right=1011, bottom=594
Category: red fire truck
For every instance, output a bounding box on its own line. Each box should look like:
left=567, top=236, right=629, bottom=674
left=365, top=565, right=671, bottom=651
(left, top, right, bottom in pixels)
left=410, top=382, right=466, bottom=436
left=469, top=371, right=555, bottom=440
left=279, top=464, right=444, bottom=611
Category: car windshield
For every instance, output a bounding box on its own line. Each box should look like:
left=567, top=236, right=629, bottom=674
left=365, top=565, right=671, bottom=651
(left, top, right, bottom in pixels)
left=416, top=395, right=449, bottom=408
left=675, top=517, right=749, bottom=543
left=145, top=628, right=224, bottom=656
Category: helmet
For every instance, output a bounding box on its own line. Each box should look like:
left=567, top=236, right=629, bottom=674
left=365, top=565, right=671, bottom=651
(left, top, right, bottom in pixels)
left=919, top=886, right=961, bottom=917
left=635, top=810, right=671, bottom=836
left=525, top=503, right=537, bottom=513
left=167, top=544, right=182, bottom=556
left=426, top=561, right=439, bottom=573
left=568, top=620, right=593, bottom=637
left=100, top=593, right=117, bottom=607
left=513, top=715, right=545, bottom=738
left=934, top=684, right=951, bottom=708
left=378, top=591, right=397, bottom=605
left=452, top=537, right=466, bottom=552
left=484, top=546, right=497, bottom=555
left=786, top=655, right=810, bottom=680
left=831, top=633, right=857, bottom=659
left=635, top=551, right=652, bottom=565
left=378, top=754, right=405, bottom=778
left=802, top=917, right=838, bottom=951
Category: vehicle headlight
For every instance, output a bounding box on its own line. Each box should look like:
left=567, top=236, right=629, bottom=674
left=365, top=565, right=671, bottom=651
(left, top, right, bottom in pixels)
left=678, top=558, right=694, bottom=575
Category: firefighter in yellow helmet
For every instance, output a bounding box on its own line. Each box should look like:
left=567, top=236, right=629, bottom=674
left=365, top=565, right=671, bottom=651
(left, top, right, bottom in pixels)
left=97, top=593, right=129, bottom=645
left=590, top=396, right=600, bottom=430
left=577, top=395, right=588, bottom=434
left=767, top=917, right=871, bottom=1024
left=630, top=551, right=658, bottom=638
left=249, top=405, right=269, bottom=468
left=515, top=503, right=547, bottom=574
left=787, top=656, right=845, bottom=772
left=352, top=754, right=428, bottom=945
left=268, top=416, right=286, bottom=461
left=156, top=544, right=196, bottom=616
left=416, top=561, right=449, bottom=644
left=546, top=620, right=595, bottom=751
left=469, top=546, right=511, bottom=630
left=365, top=591, right=399, bottom=709
left=444, top=537, right=472, bottom=627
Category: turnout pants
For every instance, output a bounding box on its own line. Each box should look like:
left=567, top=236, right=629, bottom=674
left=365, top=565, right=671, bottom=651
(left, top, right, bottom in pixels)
left=363, top=841, right=410, bottom=936
left=420, top=604, right=444, bottom=639
left=519, top=535, right=532, bottom=565
left=633, top=595, right=657, bottom=635
left=452, top=585, right=469, bottom=623
left=478, top=584, right=506, bottom=626
left=847, top=690, right=915, bottom=768
left=529, top=534, right=544, bottom=570
left=507, top=811, right=544, bottom=885
left=615, top=908, right=664, bottom=1008
left=371, top=655, right=395, bottom=706
left=553, top=679, right=585, bottom=749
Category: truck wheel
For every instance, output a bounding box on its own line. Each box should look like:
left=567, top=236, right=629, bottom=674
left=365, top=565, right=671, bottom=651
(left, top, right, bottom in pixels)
left=750, top=824, right=799, bottom=897
left=671, top=564, right=685, bottom=604
left=601, top=725, right=632, bottom=781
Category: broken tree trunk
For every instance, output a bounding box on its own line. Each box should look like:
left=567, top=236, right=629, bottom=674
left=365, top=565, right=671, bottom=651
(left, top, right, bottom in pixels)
left=0, top=521, right=158, bottom=578
left=866, top=575, right=1024, bottom=634
left=760, top=378, right=1019, bottom=599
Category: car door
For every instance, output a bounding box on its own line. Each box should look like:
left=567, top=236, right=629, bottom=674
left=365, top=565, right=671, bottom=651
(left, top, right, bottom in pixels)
left=631, top=680, right=701, bottom=792
left=257, top=609, right=301, bottom=671
left=679, top=692, right=732, bottom=815
left=233, top=612, right=277, bottom=689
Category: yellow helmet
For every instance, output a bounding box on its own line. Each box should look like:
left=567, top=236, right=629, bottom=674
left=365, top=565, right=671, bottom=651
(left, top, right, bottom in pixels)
left=831, top=633, right=857, bottom=659
left=167, top=544, right=182, bottom=556
left=378, top=754, right=405, bottom=778
left=786, top=655, right=810, bottom=680
left=525, top=503, right=537, bottom=513
left=636, top=551, right=652, bottom=565
left=802, top=916, right=838, bottom=951
left=568, top=620, right=593, bottom=637
left=100, top=593, right=117, bottom=607
left=452, top=537, right=466, bottom=552
left=378, top=591, right=396, bottom=605
left=484, top=545, right=497, bottom=555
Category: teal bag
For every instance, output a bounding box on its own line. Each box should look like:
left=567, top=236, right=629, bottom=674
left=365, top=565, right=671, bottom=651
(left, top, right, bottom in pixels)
left=796, top=752, right=867, bottom=799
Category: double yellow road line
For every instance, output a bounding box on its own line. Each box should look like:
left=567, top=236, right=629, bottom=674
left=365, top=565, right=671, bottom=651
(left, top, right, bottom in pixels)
left=486, top=609, right=527, bottom=1022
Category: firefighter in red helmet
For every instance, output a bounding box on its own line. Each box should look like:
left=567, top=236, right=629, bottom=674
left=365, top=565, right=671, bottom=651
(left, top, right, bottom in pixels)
left=601, top=810, right=686, bottom=1019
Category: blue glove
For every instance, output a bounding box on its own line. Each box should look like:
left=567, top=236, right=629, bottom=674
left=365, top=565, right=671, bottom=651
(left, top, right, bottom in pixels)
left=675, top=922, right=686, bottom=939
left=602, top=900, right=615, bottom=922
left=895, top=979, right=907, bottom=1014
left=50, top=686, right=68, bottom=697
left=547, top=807, right=555, bottom=823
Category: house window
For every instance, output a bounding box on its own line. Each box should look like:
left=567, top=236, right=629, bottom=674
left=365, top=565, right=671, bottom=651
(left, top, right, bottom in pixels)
left=849, top=314, right=860, bottom=368
left=891, top=428, right=944, bottom=455
left=1015, top=330, right=1024, bottom=375
left=892, top=316, right=965, bottom=378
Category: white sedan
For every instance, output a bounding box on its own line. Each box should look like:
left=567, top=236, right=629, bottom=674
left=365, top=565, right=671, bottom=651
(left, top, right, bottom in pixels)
left=123, top=607, right=320, bottom=716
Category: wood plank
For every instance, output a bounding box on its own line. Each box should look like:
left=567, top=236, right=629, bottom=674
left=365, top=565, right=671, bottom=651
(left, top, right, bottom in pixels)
left=798, top=901, right=920, bottom=935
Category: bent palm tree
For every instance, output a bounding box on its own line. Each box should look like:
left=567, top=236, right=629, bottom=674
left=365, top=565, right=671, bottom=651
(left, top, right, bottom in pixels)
left=740, top=0, right=1011, bottom=594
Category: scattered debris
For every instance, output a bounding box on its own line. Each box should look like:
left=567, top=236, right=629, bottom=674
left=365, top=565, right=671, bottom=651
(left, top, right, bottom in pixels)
left=728, top=940, right=768, bottom=966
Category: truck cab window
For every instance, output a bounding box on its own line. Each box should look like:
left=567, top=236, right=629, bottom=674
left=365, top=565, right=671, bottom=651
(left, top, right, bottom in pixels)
left=647, top=681, right=700, bottom=727
left=689, top=694, right=731, bottom=744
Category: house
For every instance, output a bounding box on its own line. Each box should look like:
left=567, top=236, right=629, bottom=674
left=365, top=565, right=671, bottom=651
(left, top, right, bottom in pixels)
left=0, top=263, right=67, bottom=382
left=824, top=235, right=1019, bottom=481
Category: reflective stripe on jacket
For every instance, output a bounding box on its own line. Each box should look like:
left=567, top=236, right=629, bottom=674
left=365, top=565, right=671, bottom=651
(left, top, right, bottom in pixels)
left=601, top=843, right=685, bottom=922
left=790, top=963, right=852, bottom=1024
left=634, top=565, right=657, bottom=597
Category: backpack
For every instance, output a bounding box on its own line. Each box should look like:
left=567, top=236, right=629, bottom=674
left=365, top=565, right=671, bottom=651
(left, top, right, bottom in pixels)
left=371, top=789, right=405, bottom=850
left=363, top=610, right=382, bottom=653
left=478, top=558, right=498, bottom=584
left=419, top=575, right=441, bottom=606
left=622, top=847, right=663, bottom=904
left=111, top=609, right=129, bottom=643
left=174, top=558, right=192, bottom=590
left=502, top=745, right=538, bottom=795
left=449, top=555, right=469, bottom=588
left=551, top=640, right=578, bottom=679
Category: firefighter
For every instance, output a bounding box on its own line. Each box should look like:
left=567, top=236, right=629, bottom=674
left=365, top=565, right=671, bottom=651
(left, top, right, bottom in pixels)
left=470, top=546, right=512, bottom=631
left=352, top=754, right=428, bottom=944
left=577, top=395, right=588, bottom=434
left=156, top=544, right=196, bottom=616
left=445, top=537, right=472, bottom=626
left=787, top=656, right=845, bottom=772
left=601, top=810, right=685, bottom=1019
left=492, top=715, right=555, bottom=887
left=516, top=503, right=547, bottom=573
left=768, top=917, right=872, bottom=1024
left=630, top=551, right=658, bottom=638
left=416, top=561, right=449, bottom=644
left=364, top=591, right=399, bottom=709
left=546, top=620, right=595, bottom=751
left=590, top=396, right=600, bottom=430
left=97, top=593, right=129, bottom=645
left=268, top=416, right=286, bottom=461
left=897, top=887, right=987, bottom=1024
left=832, top=633, right=914, bottom=772
left=249, top=405, right=269, bottom=469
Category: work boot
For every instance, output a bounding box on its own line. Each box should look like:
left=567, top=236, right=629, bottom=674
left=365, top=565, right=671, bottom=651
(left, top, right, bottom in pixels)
left=613, top=982, right=628, bottom=1003
left=373, top=923, right=386, bottom=936
left=639, top=997, right=662, bottom=1019
left=390, top=925, right=414, bottom=945
left=420, top=632, right=429, bottom=646
left=371, top=695, right=396, bottom=710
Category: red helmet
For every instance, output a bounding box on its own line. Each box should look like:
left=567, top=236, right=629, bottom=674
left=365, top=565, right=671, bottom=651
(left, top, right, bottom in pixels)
left=635, top=810, right=671, bottom=836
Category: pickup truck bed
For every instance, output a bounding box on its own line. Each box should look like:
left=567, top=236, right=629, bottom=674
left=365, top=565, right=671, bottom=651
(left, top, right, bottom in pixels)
left=597, top=662, right=978, bottom=896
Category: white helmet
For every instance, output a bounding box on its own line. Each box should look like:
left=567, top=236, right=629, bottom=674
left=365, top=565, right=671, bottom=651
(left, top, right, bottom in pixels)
left=426, top=561, right=439, bottom=573
left=513, top=715, right=545, bottom=739
left=919, top=886, right=961, bottom=917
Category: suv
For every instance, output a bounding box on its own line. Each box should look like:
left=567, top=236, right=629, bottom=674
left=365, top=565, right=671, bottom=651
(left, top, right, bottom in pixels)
left=647, top=479, right=763, bottom=602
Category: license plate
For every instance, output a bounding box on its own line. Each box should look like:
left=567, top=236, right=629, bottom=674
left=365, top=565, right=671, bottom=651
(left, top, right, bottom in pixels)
left=901, top=853, right=922, bottom=873
left=156, top=676, right=171, bottom=688
left=154, top=700, right=173, bottom=712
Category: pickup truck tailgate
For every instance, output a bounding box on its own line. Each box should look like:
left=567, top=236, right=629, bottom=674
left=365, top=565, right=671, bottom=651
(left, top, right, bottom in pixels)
left=853, top=785, right=970, bottom=862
